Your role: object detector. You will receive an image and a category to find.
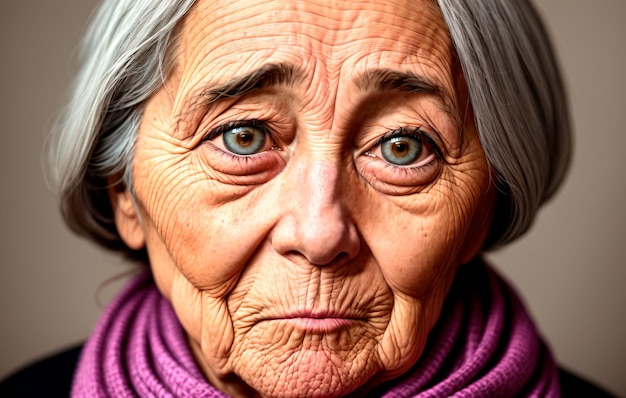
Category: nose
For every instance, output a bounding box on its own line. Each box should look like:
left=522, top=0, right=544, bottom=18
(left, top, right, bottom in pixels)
left=270, top=160, right=360, bottom=266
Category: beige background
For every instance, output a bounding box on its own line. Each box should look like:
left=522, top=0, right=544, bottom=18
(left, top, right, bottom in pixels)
left=1, top=0, right=624, bottom=395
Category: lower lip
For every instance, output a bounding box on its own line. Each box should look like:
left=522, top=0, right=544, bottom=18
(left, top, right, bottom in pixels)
left=284, top=317, right=354, bottom=333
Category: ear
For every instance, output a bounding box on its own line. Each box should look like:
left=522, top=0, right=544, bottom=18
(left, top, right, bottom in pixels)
left=109, top=186, right=145, bottom=250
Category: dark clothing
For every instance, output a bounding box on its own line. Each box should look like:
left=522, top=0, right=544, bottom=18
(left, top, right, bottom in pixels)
left=0, top=345, right=82, bottom=397
left=557, top=367, right=617, bottom=398
left=0, top=345, right=617, bottom=397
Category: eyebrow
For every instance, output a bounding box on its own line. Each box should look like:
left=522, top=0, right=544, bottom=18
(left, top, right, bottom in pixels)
left=355, top=68, right=442, bottom=94
left=182, top=63, right=458, bottom=125
left=199, top=62, right=302, bottom=104
left=355, top=68, right=458, bottom=117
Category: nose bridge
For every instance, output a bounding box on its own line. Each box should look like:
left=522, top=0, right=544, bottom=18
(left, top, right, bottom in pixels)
left=275, top=157, right=359, bottom=266
left=301, top=160, right=340, bottom=220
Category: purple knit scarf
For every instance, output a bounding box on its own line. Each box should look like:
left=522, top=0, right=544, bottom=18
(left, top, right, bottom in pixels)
left=71, top=259, right=561, bottom=397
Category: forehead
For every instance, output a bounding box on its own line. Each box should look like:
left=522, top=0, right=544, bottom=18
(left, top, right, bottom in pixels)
left=184, top=0, right=446, bottom=43
left=177, top=0, right=454, bottom=95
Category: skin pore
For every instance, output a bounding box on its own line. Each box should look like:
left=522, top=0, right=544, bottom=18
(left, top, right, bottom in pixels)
left=111, top=0, right=495, bottom=396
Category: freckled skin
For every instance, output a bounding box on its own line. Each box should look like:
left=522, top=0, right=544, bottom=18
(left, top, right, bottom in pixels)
left=112, top=0, right=495, bottom=396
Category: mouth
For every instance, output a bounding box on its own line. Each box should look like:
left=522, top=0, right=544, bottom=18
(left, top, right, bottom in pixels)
left=279, top=311, right=361, bottom=333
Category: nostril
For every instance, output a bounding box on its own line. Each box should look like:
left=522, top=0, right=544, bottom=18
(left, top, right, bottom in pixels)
left=303, top=250, right=350, bottom=267
left=334, top=252, right=349, bottom=262
left=279, top=232, right=359, bottom=267
left=315, top=251, right=347, bottom=267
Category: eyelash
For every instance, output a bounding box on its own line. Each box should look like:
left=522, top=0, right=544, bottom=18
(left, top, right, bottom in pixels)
left=202, top=119, right=274, bottom=145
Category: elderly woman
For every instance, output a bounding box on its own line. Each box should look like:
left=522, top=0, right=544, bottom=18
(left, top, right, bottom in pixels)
left=0, top=0, right=614, bottom=396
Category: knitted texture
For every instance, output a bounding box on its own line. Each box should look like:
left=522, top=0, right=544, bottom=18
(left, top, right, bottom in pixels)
left=71, top=259, right=560, bottom=397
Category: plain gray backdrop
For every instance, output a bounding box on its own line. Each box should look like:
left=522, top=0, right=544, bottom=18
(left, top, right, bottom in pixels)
left=1, top=0, right=624, bottom=395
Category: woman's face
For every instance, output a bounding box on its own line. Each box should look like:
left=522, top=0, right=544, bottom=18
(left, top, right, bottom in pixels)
left=113, top=0, right=494, bottom=396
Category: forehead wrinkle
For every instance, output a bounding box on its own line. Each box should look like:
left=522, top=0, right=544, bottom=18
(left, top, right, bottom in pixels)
left=171, top=0, right=460, bottom=136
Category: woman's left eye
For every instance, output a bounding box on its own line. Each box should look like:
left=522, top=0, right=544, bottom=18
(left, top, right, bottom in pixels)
left=380, top=135, right=423, bottom=165
left=365, top=129, right=439, bottom=167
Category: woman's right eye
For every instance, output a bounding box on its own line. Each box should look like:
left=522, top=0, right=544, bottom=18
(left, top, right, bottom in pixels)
left=222, top=125, right=267, bottom=155
left=203, top=120, right=277, bottom=156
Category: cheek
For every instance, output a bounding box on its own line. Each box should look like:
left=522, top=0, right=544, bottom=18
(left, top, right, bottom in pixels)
left=362, top=189, right=474, bottom=299
left=133, top=149, right=285, bottom=378
left=138, top=177, right=260, bottom=296
left=353, top=166, right=490, bottom=380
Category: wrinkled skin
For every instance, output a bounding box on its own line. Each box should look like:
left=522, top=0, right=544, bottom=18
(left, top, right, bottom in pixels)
left=111, top=0, right=495, bottom=396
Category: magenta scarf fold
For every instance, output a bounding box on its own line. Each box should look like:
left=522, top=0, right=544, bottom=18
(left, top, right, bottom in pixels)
left=71, top=259, right=560, bottom=397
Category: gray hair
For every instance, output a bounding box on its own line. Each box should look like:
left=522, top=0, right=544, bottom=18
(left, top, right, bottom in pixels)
left=46, top=0, right=571, bottom=260
left=437, top=0, right=571, bottom=247
left=46, top=0, right=196, bottom=259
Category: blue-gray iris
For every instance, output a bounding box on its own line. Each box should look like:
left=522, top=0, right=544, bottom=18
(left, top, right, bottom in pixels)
left=381, top=135, right=422, bottom=165
left=223, top=126, right=267, bottom=155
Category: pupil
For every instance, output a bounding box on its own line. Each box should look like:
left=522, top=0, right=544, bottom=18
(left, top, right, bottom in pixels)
left=392, top=141, right=409, bottom=156
left=237, top=132, right=253, bottom=147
